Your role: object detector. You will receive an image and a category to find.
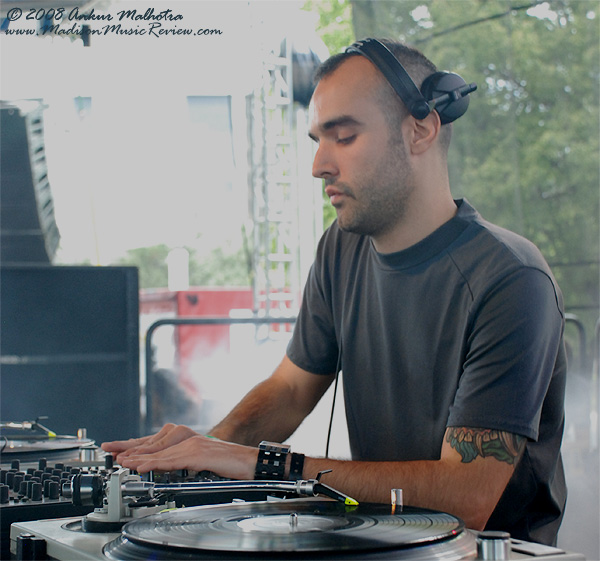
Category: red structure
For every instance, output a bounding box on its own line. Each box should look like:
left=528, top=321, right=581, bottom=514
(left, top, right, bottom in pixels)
left=140, top=288, right=253, bottom=396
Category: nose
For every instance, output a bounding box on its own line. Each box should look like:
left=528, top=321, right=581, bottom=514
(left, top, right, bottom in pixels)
left=312, top=142, right=339, bottom=180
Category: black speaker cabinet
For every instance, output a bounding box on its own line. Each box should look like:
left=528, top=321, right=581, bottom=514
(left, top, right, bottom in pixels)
left=0, top=265, right=140, bottom=444
left=1, top=101, right=60, bottom=263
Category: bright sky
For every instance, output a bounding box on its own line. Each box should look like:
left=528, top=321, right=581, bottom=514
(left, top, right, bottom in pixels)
left=1, top=0, right=328, bottom=265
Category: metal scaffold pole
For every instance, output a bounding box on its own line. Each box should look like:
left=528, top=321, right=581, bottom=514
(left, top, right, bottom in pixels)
left=247, top=37, right=299, bottom=319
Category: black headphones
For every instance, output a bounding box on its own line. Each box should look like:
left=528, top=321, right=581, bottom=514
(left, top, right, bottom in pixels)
left=345, top=38, right=477, bottom=124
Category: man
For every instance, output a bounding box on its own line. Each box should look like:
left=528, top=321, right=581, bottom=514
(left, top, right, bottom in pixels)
left=103, top=39, right=566, bottom=545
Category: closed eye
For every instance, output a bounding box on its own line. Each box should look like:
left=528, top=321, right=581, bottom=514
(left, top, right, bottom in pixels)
left=337, top=135, right=356, bottom=145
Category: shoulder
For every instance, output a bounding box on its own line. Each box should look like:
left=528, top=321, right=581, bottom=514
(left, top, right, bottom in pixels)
left=452, top=200, right=560, bottom=293
left=449, top=201, right=562, bottom=308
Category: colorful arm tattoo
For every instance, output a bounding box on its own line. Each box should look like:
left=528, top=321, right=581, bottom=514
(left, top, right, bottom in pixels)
left=445, top=427, right=526, bottom=465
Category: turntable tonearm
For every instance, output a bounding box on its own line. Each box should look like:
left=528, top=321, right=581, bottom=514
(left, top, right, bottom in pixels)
left=61, top=466, right=358, bottom=531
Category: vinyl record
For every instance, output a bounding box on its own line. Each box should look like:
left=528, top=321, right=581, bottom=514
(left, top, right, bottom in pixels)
left=111, top=499, right=465, bottom=556
left=1, top=436, right=94, bottom=454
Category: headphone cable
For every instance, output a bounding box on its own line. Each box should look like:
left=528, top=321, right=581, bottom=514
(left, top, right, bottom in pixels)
left=325, top=343, right=342, bottom=459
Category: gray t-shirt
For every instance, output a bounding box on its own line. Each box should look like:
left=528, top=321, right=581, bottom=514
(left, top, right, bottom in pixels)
left=287, top=199, right=566, bottom=545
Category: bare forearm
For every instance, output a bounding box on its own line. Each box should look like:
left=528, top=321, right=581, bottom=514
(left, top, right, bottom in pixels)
left=209, top=377, right=302, bottom=445
left=302, top=455, right=509, bottom=530
left=209, top=356, right=334, bottom=446
left=113, top=424, right=521, bottom=531
left=298, top=428, right=524, bottom=530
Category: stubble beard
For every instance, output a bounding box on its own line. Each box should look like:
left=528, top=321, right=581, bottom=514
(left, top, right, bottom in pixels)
left=332, top=142, right=414, bottom=240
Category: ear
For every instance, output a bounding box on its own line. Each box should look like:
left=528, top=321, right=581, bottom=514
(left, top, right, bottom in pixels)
left=405, top=110, right=441, bottom=156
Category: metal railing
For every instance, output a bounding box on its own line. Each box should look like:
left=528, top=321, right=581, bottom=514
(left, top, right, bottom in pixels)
left=143, top=316, right=296, bottom=435
left=565, top=313, right=588, bottom=372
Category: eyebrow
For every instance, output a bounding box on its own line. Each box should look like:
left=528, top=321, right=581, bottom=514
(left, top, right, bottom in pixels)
left=308, top=115, right=363, bottom=142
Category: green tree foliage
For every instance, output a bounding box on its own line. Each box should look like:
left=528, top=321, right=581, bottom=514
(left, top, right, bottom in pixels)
left=307, top=0, right=599, bottom=347
left=115, top=244, right=171, bottom=289
left=303, top=0, right=355, bottom=54
left=115, top=244, right=251, bottom=290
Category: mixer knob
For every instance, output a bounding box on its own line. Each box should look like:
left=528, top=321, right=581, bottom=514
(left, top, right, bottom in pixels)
left=38, top=458, right=47, bottom=470
left=105, top=454, right=114, bottom=470
left=60, top=478, right=70, bottom=494
left=31, top=482, right=43, bottom=501
left=48, top=480, right=60, bottom=500
left=11, top=460, right=20, bottom=471
left=0, top=484, right=9, bottom=504
left=13, top=473, right=25, bottom=493
left=5, top=471, right=16, bottom=488
left=18, top=480, right=28, bottom=497
left=26, top=480, right=40, bottom=498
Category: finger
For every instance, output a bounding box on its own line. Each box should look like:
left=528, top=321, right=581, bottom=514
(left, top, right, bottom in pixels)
left=120, top=437, right=257, bottom=480
left=101, top=425, right=178, bottom=461
left=116, top=425, right=197, bottom=461
left=119, top=436, right=209, bottom=473
left=101, top=435, right=152, bottom=453
left=119, top=449, right=183, bottom=474
left=103, top=424, right=182, bottom=454
left=101, top=423, right=181, bottom=452
left=122, top=456, right=178, bottom=474
left=114, top=440, right=166, bottom=463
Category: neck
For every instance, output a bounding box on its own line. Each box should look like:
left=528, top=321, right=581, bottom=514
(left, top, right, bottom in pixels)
left=372, top=188, right=457, bottom=254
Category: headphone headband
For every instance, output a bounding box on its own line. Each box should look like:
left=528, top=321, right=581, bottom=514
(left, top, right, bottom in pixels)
left=345, top=38, right=476, bottom=124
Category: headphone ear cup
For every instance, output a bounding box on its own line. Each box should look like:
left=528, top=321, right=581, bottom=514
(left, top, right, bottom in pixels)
left=421, top=71, right=470, bottom=124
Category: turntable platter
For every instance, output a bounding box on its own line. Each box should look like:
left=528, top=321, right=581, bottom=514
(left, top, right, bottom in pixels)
left=1, top=437, right=94, bottom=454
left=104, top=499, right=476, bottom=560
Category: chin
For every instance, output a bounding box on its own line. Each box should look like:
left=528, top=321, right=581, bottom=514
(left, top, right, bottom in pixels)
left=338, top=220, right=369, bottom=237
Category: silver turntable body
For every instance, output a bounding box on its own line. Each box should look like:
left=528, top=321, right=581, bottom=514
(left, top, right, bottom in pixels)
left=10, top=504, right=586, bottom=561
left=9, top=467, right=586, bottom=561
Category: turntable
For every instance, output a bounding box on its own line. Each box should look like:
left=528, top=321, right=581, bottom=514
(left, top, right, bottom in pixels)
left=102, top=499, right=476, bottom=560
left=0, top=419, right=99, bottom=464
left=0, top=420, right=107, bottom=560
left=9, top=466, right=586, bottom=560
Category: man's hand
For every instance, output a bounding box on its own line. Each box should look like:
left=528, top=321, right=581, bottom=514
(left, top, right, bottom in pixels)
left=101, top=423, right=198, bottom=465
left=111, top=432, right=259, bottom=480
left=100, top=356, right=332, bottom=480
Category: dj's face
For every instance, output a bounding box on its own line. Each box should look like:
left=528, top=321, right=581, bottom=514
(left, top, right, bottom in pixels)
left=309, top=56, right=415, bottom=242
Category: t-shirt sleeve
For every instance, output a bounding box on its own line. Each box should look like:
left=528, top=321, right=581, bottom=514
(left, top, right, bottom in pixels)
left=446, top=267, right=564, bottom=441
left=286, top=237, right=339, bottom=375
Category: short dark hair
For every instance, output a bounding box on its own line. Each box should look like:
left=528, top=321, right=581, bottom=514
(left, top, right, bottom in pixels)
left=313, top=39, right=452, bottom=151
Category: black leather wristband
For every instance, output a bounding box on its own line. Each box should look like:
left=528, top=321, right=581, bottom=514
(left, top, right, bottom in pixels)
left=289, top=452, right=305, bottom=481
left=255, top=441, right=290, bottom=480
